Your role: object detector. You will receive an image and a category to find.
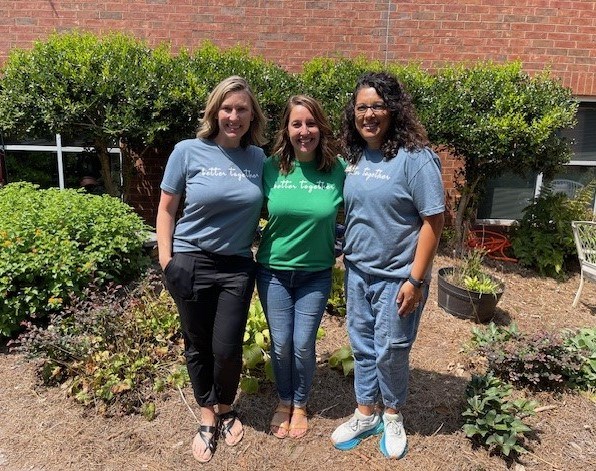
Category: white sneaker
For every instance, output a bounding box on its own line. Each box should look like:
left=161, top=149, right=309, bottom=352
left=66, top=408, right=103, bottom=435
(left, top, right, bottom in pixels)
left=379, top=412, right=408, bottom=459
left=331, top=409, right=384, bottom=451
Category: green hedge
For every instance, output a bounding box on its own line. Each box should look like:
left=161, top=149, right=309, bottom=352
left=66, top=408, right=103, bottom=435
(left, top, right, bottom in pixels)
left=0, top=32, right=578, bottom=261
left=0, top=182, right=150, bottom=336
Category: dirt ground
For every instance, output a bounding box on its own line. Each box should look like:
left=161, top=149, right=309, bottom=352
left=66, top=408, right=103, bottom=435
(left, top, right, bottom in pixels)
left=0, top=253, right=595, bottom=471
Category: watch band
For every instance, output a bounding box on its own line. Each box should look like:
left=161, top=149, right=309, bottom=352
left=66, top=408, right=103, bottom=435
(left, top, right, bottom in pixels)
left=408, top=275, right=424, bottom=288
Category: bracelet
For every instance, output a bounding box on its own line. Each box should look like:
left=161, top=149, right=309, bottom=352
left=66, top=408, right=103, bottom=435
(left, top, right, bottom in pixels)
left=408, top=275, right=425, bottom=289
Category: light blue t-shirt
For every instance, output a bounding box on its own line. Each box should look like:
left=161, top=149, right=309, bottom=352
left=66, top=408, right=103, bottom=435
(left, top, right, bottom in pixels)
left=343, top=147, right=445, bottom=280
left=160, top=138, right=265, bottom=257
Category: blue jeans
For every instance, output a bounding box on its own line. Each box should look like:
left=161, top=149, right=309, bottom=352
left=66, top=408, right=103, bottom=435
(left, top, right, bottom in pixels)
left=257, top=265, right=332, bottom=408
left=345, top=260, right=428, bottom=410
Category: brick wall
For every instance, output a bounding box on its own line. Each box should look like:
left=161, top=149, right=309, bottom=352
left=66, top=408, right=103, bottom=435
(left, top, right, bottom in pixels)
left=1, top=1, right=593, bottom=95
left=1, top=0, right=593, bottom=224
left=126, top=146, right=170, bottom=226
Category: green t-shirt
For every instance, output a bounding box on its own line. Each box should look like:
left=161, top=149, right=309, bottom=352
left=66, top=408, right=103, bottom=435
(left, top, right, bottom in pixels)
left=257, top=157, right=346, bottom=271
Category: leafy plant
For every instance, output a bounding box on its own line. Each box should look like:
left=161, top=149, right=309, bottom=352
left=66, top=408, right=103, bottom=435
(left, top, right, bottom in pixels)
left=326, top=266, right=346, bottom=316
left=481, top=330, right=587, bottom=390
left=470, top=322, right=520, bottom=349
left=10, top=269, right=186, bottom=417
left=510, top=181, right=595, bottom=278
left=328, top=345, right=354, bottom=376
left=241, top=293, right=273, bottom=393
left=462, top=372, right=536, bottom=457
left=563, top=328, right=596, bottom=390
left=444, top=249, right=503, bottom=295
left=0, top=182, right=150, bottom=336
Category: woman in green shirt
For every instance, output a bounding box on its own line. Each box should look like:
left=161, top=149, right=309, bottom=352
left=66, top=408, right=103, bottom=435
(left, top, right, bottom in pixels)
left=256, top=95, right=345, bottom=439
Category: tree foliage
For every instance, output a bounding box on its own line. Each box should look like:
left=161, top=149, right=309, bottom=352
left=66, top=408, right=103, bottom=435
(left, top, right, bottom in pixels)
left=0, top=34, right=579, bottom=242
left=422, top=62, right=578, bottom=251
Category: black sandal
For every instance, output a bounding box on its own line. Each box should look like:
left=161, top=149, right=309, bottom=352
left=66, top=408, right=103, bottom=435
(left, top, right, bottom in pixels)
left=191, top=424, right=217, bottom=463
left=218, top=410, right=244, bottom=446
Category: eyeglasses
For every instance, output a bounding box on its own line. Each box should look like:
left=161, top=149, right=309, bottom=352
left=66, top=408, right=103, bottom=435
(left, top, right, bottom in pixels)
left=355, top=103, right=387, bottom=115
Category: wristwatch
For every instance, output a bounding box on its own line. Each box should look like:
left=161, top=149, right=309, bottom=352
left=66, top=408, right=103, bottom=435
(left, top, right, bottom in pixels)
left=408, top=275, right=425, bottom=289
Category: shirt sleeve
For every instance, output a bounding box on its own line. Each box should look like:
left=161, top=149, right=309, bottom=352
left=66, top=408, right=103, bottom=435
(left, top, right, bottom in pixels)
left=160, top=144, right=186, bottom=194
left=409, top=148, right=446, bottom=217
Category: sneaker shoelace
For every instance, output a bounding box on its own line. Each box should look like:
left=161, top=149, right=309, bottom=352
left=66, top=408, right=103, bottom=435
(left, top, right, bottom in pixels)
left=348, top=417, right=361, bottom=431
left=385, top=419, right=403, bottom=436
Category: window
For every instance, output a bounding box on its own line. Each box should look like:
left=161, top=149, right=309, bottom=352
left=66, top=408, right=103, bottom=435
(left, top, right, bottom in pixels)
left=476, top=100, right=596, bottom=224
left=1, top=134, right=122, bottom=196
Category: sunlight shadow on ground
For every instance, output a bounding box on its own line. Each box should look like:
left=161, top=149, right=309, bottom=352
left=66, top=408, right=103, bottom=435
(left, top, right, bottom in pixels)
left=238, top=364, right=471, bottom=437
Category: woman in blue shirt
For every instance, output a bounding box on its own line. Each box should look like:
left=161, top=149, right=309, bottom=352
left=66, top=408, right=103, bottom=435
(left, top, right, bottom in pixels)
left=330, top=72, right=445, bottom=460
left=156, top=76, right=267, bottom=463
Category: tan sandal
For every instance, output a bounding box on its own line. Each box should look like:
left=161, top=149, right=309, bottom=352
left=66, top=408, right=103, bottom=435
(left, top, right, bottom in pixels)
left=270, top=404, right=292, bottom=439
left=289, top=407, right=308, bottom=439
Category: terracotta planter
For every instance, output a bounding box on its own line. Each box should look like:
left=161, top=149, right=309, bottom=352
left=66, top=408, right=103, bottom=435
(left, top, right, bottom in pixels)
left=437, top=267, right=504, bottom=323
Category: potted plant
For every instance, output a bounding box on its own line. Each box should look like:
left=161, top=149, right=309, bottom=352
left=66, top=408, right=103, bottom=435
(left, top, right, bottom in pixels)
left=437, top=249, right=505, bottom=323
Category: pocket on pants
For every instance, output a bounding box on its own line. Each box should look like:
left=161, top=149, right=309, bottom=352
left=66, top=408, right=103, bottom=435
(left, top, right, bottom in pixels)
left=164, top=253, right=195, bottom=300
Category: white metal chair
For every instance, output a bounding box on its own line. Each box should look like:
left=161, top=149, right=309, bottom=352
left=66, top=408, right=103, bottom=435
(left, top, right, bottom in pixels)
left=551, top=179, right=584, bottom=199
left=571, top=221, right=596, bottom=307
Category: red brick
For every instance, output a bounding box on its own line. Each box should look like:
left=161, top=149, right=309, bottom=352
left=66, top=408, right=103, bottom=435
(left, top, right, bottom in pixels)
left=0, top=0, right=594, bottom=222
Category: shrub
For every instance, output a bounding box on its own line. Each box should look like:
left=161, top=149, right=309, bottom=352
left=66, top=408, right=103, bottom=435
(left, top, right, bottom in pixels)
left=510, top=182, right=595, bottom=278
left=0, top=182, right=150, bottom=336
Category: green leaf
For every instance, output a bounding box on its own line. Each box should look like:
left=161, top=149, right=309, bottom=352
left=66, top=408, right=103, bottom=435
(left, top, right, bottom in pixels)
left=240, top=376, right=259, bottom=394
left=242, top=343, right=264, bottom=370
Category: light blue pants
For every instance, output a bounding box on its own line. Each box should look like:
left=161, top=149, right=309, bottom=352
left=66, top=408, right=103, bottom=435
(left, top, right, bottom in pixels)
left=345, top=260, right=428, bottom=410
left=257, top=265, right=332, bottom=408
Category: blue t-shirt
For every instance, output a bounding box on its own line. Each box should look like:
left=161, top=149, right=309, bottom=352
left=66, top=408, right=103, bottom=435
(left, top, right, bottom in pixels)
left=160, top=138, right=265, bottom=257
left=343, top=147, right=445, bottom=280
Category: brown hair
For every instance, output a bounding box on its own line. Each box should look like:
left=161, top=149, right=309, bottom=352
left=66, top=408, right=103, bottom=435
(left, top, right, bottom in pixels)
left=272, top=95, right=339, bottom=174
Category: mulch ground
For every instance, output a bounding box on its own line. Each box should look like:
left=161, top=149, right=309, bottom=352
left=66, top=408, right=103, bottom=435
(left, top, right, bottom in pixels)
left=0, top=253, right=594, bottom=471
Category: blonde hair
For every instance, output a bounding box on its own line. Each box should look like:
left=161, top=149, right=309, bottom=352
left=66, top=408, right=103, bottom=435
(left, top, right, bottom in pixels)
left=197, top=75, right=268, bottom=147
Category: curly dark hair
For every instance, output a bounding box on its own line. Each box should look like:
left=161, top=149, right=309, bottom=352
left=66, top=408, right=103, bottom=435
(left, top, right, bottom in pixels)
left=342, top=71, right=429, bottom=164
left=272, top=95, right=340, bottom=175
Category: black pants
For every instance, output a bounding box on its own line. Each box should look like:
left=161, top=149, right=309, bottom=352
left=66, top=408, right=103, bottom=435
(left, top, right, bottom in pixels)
left=164, top=251, right=256, bottom=407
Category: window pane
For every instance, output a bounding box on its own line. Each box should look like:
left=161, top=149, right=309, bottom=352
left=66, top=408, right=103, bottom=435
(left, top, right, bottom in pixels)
left=561, top=102, right=596, bottom=162
left=4, top=151, right=59, bottom=188
left=476, top=172, right=538, bottom=220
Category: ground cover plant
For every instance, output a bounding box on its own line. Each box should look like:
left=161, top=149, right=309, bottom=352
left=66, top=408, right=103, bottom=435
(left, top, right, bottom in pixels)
left=462, top=372, right=537, bottom=457
left=462, top=321, right=596, bottom=461
left=10, top=270, right=186, bottom=418
left=471, top=323, right=596, bottom=392
left=10, top=267, right=282, bottom=417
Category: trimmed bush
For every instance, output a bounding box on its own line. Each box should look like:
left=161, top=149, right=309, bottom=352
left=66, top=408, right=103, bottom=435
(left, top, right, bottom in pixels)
left=0, top=182, right=150, bottom=336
